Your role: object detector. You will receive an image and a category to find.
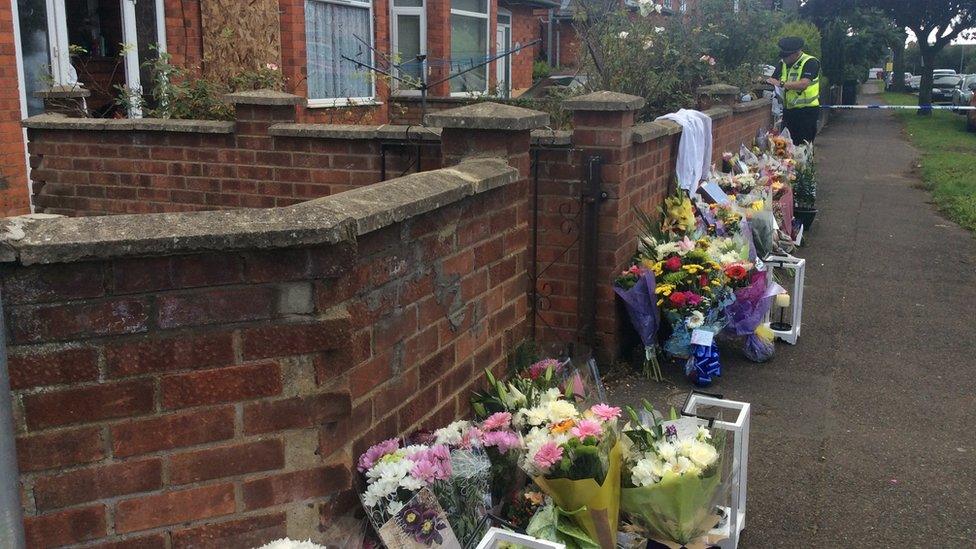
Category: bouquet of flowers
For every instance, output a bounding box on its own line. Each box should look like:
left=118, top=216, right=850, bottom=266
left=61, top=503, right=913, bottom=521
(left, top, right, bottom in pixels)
left=435, top=414, right=522, bottom=508
left=614, top=263, right=662, bottom=381
left=518, top=396, right=624, bottom=548
left=620, top=408, right=728, bottom=546
left=358, top=439, right=463, bottom=547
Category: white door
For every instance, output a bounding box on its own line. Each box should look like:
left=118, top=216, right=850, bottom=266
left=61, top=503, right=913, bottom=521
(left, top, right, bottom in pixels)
left=496, top=9, right=511, bottom=98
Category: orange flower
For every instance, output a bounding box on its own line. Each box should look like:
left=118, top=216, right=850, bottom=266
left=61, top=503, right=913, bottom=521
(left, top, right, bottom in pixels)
left=724, top=264, right=748, bottom=280
left=550, top=419, right=576, bottom=434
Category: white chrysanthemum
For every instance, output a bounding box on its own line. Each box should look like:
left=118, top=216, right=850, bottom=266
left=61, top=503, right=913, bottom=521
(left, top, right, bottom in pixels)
left=541, top=388, right=562, bottom=403
left=686, top=311, right=705, bottom=329
left=433, top=420, right=469, bottom=446
left=387, top=500, right=404, bottom=516
left=618, top=31, right=629, bottom=39
left=719, top=251, right=741, bottom=265
left=257, top=538, right=328, bottom=549
left=523, top=405, right=549, bottom=427
left=631, top=459, right=659, bottom=487
left=546, top=399, right=580, bottom=423
left=400, top=475, right=424, bottom=491
left=686, top=441, right=719, bottom=468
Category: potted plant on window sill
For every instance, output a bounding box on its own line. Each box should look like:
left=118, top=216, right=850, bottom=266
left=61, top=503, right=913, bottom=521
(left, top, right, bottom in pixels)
left=793, top=161, right=818, bottom=231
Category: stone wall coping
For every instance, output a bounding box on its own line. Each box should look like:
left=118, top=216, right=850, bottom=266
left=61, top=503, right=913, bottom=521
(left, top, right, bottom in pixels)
left=531, top=129, right=573, bottom=146
left=223, top=89, right=306, bottom=106
left=269, top=123, right=442, bottom=142
left=0, top=158, right=517, bottom=265
left=562, top=91, right=645, bottom=112
left=733, top=97, right=773, bottom=113
left=22, top=114, right=236, bottom=134
left=34, top=85, right=91, bottom=99
left=425, top=102, right=549, bottom=131
left=703, top=106, right=733, bottom=120
left=631, top=120, right=683, bottom=144
left=697, top=84, right=740, bottom=96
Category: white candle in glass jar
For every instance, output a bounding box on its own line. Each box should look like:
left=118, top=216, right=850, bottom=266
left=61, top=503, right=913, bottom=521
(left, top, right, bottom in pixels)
left=775, top=293, right=791, bottom=308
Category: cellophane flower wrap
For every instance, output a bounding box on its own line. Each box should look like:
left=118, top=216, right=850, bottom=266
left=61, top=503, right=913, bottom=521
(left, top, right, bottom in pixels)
left=620, top=411, right=729, bottom=546
left=721, top=270, right=783, bottom=362
left=613, top=264, right=662, bottom=381
left=517, top=395, right=623, bottom=548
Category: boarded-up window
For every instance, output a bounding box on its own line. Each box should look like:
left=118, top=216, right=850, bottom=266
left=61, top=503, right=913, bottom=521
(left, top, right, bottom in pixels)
left=201, top=0, right=282, bottom=83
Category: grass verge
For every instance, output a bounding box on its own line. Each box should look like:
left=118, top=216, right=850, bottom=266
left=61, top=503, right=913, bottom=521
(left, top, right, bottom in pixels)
left=882, top=92, right=976, bottom=232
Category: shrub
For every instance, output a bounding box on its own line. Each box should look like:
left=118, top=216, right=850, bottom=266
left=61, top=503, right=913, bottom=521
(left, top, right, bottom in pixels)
left=533, top=60, right=553, bottom=81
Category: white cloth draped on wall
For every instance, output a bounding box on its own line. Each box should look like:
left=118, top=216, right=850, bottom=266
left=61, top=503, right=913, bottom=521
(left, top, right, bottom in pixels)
left=656, top=109, right=713, bottom=194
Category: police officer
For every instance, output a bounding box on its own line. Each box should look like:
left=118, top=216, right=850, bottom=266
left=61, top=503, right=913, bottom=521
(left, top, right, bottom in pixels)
left=766, top=36, right=821, bottom=145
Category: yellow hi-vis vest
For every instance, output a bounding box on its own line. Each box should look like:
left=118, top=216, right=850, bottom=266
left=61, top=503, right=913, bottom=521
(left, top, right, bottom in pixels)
left=781, top=52, right=821, bottom=109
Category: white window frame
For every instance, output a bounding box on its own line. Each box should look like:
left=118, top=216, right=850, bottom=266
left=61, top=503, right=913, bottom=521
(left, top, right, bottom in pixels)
left=662, top=0, right=673, bottom=10
left=449, top=0, right=490, bottom=97
left=680, top=0, right=687, bottom=13
left=495, top=8, right=511, bottom=98
left=305, top=0, right=378, bottom=108
left=390, top=0, right=427, bottom=97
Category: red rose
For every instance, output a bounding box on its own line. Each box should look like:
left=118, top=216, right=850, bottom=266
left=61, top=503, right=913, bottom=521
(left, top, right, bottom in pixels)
left=699, top=274, right=709, bottom=287
left=669, top=292, right=687, bottom=307
left=725, top=264, right=748, bottom=280
left=664, top=256, right=682, bottom=272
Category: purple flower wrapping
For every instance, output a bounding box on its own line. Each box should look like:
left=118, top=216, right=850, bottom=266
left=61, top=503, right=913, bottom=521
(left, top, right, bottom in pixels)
left=614, top=268, right=659, bottom=348
left=723, top=271, right=782, bottom=338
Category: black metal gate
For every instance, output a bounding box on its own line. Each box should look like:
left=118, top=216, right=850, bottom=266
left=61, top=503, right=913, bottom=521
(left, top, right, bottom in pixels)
left=528, top=148, right=604, bottom=347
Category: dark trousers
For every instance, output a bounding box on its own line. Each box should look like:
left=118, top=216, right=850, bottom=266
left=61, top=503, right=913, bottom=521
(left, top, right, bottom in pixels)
left=783, top=107, right=820, bottom=145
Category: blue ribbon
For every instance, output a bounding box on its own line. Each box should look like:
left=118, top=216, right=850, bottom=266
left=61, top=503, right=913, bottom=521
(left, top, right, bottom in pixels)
left=686, top=342, right=721, bottom=386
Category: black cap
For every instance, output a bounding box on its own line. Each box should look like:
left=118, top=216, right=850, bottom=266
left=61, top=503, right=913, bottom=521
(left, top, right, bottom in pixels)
left=778, top=36, right=804, bottom=58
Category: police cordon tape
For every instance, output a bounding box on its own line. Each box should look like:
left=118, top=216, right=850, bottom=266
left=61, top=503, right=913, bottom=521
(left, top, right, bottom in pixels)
left=819, top=104, right=976, bottom=111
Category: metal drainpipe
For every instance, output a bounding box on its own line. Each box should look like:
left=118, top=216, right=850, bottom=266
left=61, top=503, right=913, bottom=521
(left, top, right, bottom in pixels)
left=0, top=291, right=25, bottom=548
left=546, top=9, right=554, bottom=67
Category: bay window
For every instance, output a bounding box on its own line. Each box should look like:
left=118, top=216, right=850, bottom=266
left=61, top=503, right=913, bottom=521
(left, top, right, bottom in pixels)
left=305, top=0, right=375, bottom=105
left=450, top=0, right=489, bottom=95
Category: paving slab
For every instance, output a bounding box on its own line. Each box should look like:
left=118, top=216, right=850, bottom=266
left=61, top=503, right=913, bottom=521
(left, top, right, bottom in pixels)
left=606, top=107, right=976, bottom=547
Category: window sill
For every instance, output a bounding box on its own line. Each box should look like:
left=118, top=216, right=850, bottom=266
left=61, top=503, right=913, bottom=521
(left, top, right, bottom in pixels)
left=306, top=99, right=384, bottom=109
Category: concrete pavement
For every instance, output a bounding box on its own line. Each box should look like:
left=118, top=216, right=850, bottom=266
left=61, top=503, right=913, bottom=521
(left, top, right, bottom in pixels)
left=607, top=106, right=976, bottom=547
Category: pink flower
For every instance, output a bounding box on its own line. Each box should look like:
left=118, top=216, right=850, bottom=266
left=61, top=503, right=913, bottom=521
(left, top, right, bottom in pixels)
left=482, top=412, right=512, bottom=431
left=429, top=444, right=450, bottom=462
left=571, top=419, right=603, bottom=439
left=664, top=256, right=683, bottom=272
left=677, top=236, right=696, bottom=252
left=686, top=292, right=703, bottom=305
left=460, top=426, right=483, bottom=449
left=527, top=358, right=562, bottom=380
left=411, top=458, right=450, bottom=482
left=590, top=403, right=622, bottom=422
left=482, top=430, right=520, bottom=454
left=357, top=438, right=400, bottom=472
left=533, top=442, right=564, bottom=470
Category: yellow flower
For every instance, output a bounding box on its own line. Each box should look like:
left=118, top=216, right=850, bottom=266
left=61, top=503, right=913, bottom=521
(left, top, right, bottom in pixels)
left=682, top=264, right=704, bottom=274
left=657, top=299, right=664, bottom=306
left=655, top=284, right=675, bottom=296
left=751, top=200, right=764, bottom=211
left=550, top=419, right=576, bottom=434
left=711, top=279, right=722, bottom=286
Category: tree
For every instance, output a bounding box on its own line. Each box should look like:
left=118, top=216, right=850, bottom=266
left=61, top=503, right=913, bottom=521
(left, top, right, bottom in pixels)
left=861, top=0, right=976, bottom=112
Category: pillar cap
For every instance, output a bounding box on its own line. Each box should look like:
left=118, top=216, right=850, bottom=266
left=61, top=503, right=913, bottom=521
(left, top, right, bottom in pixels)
left=223, top=89, right=306, bottom=106
left=562, top=91, right=645, bottom=111
left=34, top=85, right=91, bottom=99
left=425, top=102, right=549, bottom=130
left=697, top=84, right=740, bottom=97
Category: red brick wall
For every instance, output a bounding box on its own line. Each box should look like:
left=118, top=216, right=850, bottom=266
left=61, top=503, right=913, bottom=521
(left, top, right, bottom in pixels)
left=164, top=0, right=204, bottom=72
left=533, top=101, right=771, bottom=356
left=0, top=2, right=31, bottom=216
left=27, top=103, right=442, bottom=216
left=5, top=164, right=529, bottom=547
left=509, top=5, right=540, bottom=94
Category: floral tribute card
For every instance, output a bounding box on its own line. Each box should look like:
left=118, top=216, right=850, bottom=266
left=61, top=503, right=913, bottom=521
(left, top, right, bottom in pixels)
left=377, top=487, right=462, bottom=548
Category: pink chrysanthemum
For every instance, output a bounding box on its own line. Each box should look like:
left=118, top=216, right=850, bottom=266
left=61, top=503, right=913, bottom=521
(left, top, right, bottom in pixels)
left=533, top=442, right=564, bottom=469
left=482, top=430, right=520, bottom=454
left=527, top=358, right=562, bottom=380
left=590, top=403, right=622, bottom=422
left=482, top=412, right=512, bottom=431
left=571, top=419, right=603, bottom=439
left=357, top=438, right=400, bottom=472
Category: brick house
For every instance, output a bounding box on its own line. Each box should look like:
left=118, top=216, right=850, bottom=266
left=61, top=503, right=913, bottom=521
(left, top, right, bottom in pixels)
left=0, top=0, right=558, bottom=217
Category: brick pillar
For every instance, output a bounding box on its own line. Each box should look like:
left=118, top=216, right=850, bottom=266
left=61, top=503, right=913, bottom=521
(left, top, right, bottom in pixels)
left=562, top=91, right=645, bottom=361
left=426, top=101, right=548, bottom=177
left=427, top=101, right=548, bottom=355
left=223, top=90, right=305, bottom=208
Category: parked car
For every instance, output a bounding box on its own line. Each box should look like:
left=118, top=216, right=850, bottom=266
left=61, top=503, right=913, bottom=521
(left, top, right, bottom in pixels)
left=953, top=75, right=976, bottom=108
left=933, top=69, right=957, bottom=76
left=908, top=76, right=921, bottom=91
left=903, top=72, right=914, bottom=87
left=931, top=75, right=963, bottom=103
left=868, top=67, right=884, bottom=80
